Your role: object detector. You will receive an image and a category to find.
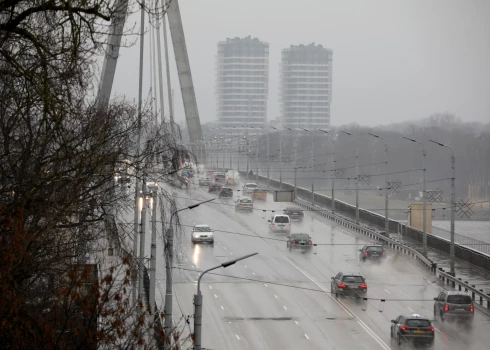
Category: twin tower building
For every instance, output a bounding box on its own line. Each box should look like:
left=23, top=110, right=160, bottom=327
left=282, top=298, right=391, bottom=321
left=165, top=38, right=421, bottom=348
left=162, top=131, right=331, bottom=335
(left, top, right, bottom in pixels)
left=216, top=36, right=333, bottom=134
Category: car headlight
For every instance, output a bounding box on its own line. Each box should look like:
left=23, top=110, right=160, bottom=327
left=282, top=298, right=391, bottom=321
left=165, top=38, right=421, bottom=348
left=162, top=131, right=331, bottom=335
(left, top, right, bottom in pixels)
left=192, top=232, right=199, bottom=238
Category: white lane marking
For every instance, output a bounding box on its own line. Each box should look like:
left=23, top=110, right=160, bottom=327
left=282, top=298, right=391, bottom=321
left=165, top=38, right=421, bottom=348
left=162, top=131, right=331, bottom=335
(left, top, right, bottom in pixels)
left=218, top=241, right=221, bottom=245
left=223, top=247, right=227, bottom=250
left=427, top=279, right=433, bottom=285
left=235, top=334, right=240, bottom=340
left=285, top=257, right=391, bottom=350
left=214, top=294, right=218, bottom=299
left=264, top=283, right=268, bottom=287
left=209, top=285, right=212, bottom=290
left=230, top=252, right=234, bottom=255
left=434, top=327, right=442, bottom=334
left=252, top=272, right=256, bottom=276
left=184, top=259, right=188, bottom=261
left=220, top=305, right=224, bottom=310
left=283, top=305, right=287, bottom=310
left=304, top=334, right=310, bottom=340
left=407, top=306, right=414, bottom=312
left=274, top=295, right=278, bottom=299
left=384, top=289, right=391, bottom=294
left=244, top=265, right=248, bottom=268
left=294, top=321, right=299, bottom=325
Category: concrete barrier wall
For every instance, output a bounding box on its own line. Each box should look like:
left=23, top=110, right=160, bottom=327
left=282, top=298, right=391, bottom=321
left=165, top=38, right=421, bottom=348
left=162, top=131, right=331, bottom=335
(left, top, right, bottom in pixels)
left=241, top=172, right=490, bottom=271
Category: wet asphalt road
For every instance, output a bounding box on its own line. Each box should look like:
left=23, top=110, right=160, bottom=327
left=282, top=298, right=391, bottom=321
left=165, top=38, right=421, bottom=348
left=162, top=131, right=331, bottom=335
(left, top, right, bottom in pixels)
left=133, top=179, right=490, bottom=350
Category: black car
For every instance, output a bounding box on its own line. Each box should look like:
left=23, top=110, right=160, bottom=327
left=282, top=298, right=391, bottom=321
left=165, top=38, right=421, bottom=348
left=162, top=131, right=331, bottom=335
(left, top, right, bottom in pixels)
left=208, top=184, right=222, bottom=193
left=214, top=173, right=226, bottom=183
left=330, top=272, right=367, bottom=298
left=359, top=245, right=386, bottom=262
left=286, top=233, right=312, bottom=252
left=283, top=207, right=304, bottom=221
left=391, top=314, right=435, bottom=347
left=219, top=187, right=233, bottom=199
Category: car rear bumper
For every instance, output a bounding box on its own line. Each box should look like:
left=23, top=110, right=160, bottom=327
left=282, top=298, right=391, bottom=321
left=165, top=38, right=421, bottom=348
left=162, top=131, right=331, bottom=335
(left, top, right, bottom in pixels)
left=401, top=334, right=434, bottom=344
left=288, top=215, right=303, bottom=220
left=236, top=206, right=253, bottom=211
left=444, top=312, right=474, bottom=320
left=339, top=289, right=367, bottom=296
left=271, top=229, right=291, bottom=234
left=290, top=244, right=312, bottom=249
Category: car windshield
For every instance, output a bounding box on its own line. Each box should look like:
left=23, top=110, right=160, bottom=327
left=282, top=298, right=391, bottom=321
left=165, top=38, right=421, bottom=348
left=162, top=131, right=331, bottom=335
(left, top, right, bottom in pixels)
left=240, top=199, right=251, bottom=203
left=406, top=319, right=431, bottom=327
left=221, top=188, right=232, bottom=193
left=292, top=234, right=310, bottom=240
left=194, top=226, right=211, bottom=232
left=286, top=207, right=302, bottom=212
left=447, top=295, right=472, bottom=304
left=246, top=184, right=257, bottom=188
left=275, top=216, right=289, bottom=223
left=254, top=189, right=266, bottom=193
left=366, top=246, right=383, bottom=252
left=342, top=276, right=364, bottom=283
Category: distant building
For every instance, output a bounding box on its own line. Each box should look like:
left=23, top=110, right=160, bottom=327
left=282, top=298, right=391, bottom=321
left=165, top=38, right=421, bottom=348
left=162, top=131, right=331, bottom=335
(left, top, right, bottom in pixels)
left=280, top=43, right=333, bottom=130
left=215, top=36, right=269, bottom=135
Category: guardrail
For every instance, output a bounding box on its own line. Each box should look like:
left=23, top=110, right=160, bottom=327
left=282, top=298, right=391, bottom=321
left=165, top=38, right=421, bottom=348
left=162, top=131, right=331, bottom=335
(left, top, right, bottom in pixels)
left=292, top=197, right=490, bottom=310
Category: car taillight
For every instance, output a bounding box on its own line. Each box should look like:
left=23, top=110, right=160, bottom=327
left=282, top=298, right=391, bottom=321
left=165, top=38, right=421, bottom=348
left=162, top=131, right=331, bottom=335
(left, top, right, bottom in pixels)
left=337, top=282, right=346, bottom=288
left=308, top=240, right=312, bottom=245
left=382, top=251, right=386, bottom=256
left=287, top=211, right=292, bottom=214
left=470, top=305, right=474, bottom=312
left=360, top=283, right=367, bottom=289
left=271, top=224, right=274, bottom=227
left=428, top=326, right=434, bottom=332
left=400, top=325, right=409, bottom=331
left=444, top=304, right=449, bottom=312
left=364, top=251, right=369, bottom=256
left=291, top=240, right=296, bottom=245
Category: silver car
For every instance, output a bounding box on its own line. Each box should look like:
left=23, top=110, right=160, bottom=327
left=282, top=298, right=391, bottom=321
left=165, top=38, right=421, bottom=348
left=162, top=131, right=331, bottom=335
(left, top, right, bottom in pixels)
left=191, top=225, right=214, bottom=244
left=434, top=291, right=474, bottom=323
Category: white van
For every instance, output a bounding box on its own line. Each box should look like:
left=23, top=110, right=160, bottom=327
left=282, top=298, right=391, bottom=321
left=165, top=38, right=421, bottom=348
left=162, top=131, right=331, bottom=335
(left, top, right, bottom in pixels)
left=268, top=214, right=291, bottom=234
left=225, top=169, right=240, bottom=186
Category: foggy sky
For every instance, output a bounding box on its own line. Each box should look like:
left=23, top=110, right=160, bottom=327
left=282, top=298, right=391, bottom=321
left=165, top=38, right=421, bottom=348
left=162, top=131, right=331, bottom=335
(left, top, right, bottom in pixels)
left=107, top=0, right=490, bottom=127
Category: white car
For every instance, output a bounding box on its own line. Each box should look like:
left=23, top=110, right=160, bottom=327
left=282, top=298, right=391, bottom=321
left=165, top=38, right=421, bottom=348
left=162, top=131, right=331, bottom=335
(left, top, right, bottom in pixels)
left=268, top=214, right=291, bottom=234
left=243, top=182, right=258, bottom=194
left=191, top=225, right=214, bottom=244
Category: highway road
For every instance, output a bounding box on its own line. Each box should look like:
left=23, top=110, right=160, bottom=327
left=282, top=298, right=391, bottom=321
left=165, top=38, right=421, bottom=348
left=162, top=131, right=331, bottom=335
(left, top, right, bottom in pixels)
left=141, top=179, right=490, bottom=350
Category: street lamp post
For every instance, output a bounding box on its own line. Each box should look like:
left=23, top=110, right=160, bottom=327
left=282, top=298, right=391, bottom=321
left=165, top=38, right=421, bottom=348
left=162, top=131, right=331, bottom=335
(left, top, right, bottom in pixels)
left=319, top=130, right=336, bottom=213
left=403, top=137, right=427, bottom=256
left=340, top=131, right=360, bottom=224
left=429, top=140, right=455, bottom=274
left=164, top=198, right=215, bottom=349
left=367, top=133, right=389, bottom=236
left=193, top=253, right=258, bottom=350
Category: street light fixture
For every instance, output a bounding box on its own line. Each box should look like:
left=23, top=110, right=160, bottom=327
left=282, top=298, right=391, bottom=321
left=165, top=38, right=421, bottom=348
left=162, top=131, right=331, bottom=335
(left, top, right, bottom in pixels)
left=164, top=198, right=215, bottom=349
left=429, top=139, right=456, bottom=274
left=340, top=130, right=360, bottom=224
left=193, top=253, right=258, bottom=350
left=367, top=133, right=389, bottom=237
left=402, top=136, right=427, bottom=256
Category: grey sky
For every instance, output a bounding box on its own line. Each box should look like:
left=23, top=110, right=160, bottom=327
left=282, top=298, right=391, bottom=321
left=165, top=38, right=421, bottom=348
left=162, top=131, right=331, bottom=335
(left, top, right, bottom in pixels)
left=109, top=0, right=490, bottom=127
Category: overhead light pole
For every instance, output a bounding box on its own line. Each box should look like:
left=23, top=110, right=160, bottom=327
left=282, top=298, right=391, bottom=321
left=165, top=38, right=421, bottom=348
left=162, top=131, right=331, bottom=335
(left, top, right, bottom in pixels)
left=319, top=129, right=336, bottom=213
left=164, top=198, right=215, bottom=349
left=402, top=136, right=427, bottom=256
left=193, top=253, right=258, bottom=350
left=429, top=140, right=455, bottom=274
left=368, top=133, right=389, bottom=236
left=340, top=130, right=360, bottom=224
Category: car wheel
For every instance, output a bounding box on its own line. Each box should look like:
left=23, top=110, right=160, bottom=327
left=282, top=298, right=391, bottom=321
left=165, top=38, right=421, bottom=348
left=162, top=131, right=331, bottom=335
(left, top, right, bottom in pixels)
left=396, top=333, right=401, bottom=346
left=210, top=240, right=214, bottom=245
left=289, top=245, right=292, bottom=252
left=440, top=311, right=445, bottom=322
left=433, top=307, right=437, bottom=320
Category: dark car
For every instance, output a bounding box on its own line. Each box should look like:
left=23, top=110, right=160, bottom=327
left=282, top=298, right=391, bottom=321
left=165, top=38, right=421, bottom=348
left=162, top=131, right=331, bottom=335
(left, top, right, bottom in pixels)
left=359, top=245, right=386, bottom=262
left=391, top=314, right=435, bottom=347
left=219, top=187, right=233, bottom=199
left=199, top=177, right=211, bottom=186
left=283, top=207, right=304, bottom=221
left=215, top=173, right=226, bottom=183
left=434, top=291, right=474, bottom=323
left=330, top=272, right=367, bottom=298
left=208, top=184, right=222, bottom=193
left=286, top=233, right=312, bottom=252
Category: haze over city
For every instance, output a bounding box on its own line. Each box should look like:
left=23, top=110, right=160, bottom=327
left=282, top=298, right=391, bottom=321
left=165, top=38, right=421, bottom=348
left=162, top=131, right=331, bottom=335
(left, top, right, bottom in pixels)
left=110, top=0, right=490, bottom=127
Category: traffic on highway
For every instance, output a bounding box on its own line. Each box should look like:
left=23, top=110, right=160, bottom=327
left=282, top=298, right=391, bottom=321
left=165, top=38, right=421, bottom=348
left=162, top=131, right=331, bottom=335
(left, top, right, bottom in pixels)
left=166, top=172, right=490, bottom=350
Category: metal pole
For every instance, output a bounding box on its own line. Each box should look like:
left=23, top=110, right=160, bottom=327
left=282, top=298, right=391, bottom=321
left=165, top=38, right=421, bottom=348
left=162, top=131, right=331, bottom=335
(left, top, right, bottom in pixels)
left=164, top=225, right=174, bottom=347
left=450, top=153, right=455, bottom=274
left=332, top=138, right=336, bottom=214
left=138, top=180, right=147, bottom=302
left=384, top=142, right=389, bottom=236
left=255, top=130, right=259, bottom=183
left=267, top=128, right=270, bottom=187
left=149, top=191, right=158, bottom=315
left=311, top=183, right=315, bottom=205
left=155, top=0, right=166, bottom=126
left=132, top=0, right=145, bottom=305
left=422, top=150, right=427, bottom=256
left=162, top=0, right=174, bottom=134
left=355, top=138, right=360, bottom=225
left=279, top=131, right=283, bottom=190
